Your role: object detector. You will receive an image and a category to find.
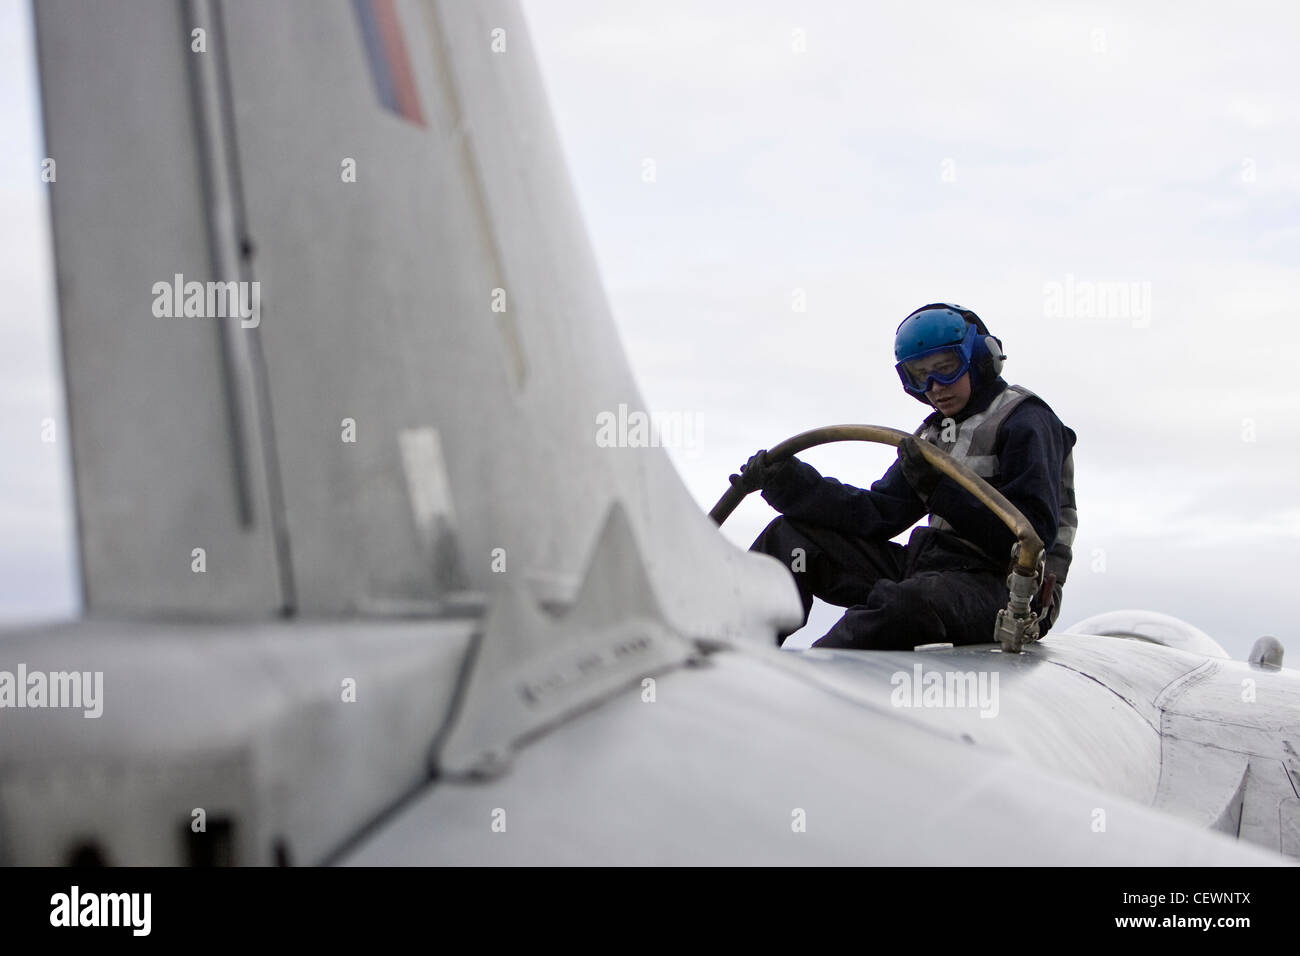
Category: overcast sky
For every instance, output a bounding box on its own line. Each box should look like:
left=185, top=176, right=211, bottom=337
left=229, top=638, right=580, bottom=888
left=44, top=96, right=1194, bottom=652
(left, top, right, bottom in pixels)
left=3, top=1, right=1298, bottom=659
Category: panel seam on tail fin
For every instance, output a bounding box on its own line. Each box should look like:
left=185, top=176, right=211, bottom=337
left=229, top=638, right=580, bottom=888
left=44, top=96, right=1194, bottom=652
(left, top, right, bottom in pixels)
left=184, top=0, right=298, bottom=613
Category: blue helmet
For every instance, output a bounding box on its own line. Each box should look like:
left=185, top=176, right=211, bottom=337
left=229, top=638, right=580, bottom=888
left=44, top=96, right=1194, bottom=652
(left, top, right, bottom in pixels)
left=894, top=303, right=1003, bottom=403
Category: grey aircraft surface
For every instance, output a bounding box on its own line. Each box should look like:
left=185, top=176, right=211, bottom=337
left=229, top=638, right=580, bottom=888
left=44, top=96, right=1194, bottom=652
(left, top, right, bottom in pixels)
left=1, top=0, right=1296, bottom=867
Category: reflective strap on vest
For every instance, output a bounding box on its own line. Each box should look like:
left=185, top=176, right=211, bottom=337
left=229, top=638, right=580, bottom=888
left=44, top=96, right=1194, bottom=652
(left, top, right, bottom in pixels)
left=918, top=384, right=1076, bottom=592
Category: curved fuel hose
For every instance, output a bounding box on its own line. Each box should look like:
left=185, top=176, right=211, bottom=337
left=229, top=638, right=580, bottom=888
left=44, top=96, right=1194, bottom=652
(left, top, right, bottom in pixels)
left=709, top=425, right=1047, bottom=651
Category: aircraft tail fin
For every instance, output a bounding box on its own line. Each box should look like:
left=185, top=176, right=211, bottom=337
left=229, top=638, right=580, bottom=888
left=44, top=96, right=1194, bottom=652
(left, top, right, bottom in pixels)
left=33, top=0, right=800, bottom=644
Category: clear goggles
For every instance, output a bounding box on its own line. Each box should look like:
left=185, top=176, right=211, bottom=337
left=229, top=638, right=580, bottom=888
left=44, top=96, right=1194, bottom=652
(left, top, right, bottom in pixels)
left=896, top=346, right=971, bottom=395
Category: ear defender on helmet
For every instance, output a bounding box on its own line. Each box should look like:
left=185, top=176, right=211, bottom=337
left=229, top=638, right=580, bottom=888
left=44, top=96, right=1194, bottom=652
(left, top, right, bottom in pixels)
left=982, top=333, right=1005, bottom=377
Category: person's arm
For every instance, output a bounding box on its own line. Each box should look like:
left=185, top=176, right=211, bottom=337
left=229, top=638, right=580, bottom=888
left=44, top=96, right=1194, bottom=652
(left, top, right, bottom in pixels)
left=760, top=455, right=926, bottom=539
left=924, top=402, right=1066, bottom=565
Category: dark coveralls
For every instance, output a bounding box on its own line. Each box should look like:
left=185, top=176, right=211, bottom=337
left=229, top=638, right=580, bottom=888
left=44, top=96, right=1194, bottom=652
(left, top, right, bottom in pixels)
left=751, top=377, right=1076, bottom=650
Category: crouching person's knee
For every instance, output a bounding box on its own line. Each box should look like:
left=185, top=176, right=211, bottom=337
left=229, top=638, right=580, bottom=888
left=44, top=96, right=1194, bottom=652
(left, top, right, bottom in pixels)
left=750, top=515, right=807, bottom=558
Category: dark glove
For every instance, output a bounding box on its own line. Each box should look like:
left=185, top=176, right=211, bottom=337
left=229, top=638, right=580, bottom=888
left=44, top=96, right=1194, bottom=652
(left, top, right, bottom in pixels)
left=898, top=436, right=942, bottom=499
left=729, top=449, right=778, bottom=494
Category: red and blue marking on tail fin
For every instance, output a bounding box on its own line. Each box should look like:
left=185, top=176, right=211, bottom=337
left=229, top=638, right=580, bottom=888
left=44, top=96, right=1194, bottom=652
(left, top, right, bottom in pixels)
left=352, top=0, right=425, bottom=126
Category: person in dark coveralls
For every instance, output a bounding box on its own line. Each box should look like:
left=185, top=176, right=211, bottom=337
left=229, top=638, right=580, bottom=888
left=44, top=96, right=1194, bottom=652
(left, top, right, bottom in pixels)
left=733, top=303, right=1077, bottom=650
